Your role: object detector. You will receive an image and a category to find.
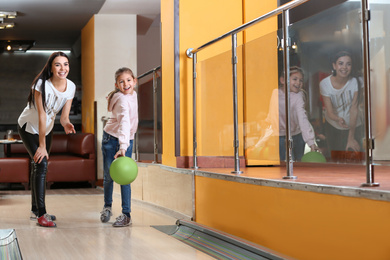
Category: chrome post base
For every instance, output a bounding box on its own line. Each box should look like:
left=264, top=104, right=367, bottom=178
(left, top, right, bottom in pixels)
left=361, top=183, right=379, bottom=187
left=283, top=176, right=297, bottom=180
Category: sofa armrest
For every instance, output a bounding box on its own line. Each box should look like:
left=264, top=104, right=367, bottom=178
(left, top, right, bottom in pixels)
left=67, top=133, right=96, bottom=159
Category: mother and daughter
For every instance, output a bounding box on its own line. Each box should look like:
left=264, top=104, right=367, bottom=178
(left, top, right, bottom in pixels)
left=267, top=50, right=362, bottom=162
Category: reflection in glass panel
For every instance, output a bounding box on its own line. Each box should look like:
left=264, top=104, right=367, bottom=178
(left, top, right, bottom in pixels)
left=280, top=1, right=365, bottom=164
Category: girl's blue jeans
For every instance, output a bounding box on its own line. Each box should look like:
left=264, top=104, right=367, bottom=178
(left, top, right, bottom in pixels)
left=102, top=131, right=133, bottom=214
left=279, top=133, right=305, bottom=162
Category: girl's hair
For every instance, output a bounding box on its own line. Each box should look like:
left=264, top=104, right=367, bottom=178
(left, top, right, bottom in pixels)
left=27, top=51, right=69, bottom=111
left=107, top=67, right=135, bottom=109
left=289, top=66, right=304, bottom=77
left=331, top=50, right=352, bottom=76
left=279, top=66, right=307, bottom=102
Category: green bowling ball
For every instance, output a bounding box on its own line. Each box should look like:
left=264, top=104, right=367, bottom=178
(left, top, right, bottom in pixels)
left=110, top=156, right=138, bottom=185
left=301, top=151, right=326, bottom=163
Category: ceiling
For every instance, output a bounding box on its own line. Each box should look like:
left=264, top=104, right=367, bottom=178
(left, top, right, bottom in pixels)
left=0, top=0, right=160, bottom=51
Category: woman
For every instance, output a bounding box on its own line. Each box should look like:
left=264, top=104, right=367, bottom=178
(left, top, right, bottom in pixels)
left=17, top=51, right=76, bottom=227
left=320, top=51, right=363, bottom=153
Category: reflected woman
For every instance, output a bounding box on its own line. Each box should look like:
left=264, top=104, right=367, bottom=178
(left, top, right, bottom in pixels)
left=320, top=51, right=363, bottom=153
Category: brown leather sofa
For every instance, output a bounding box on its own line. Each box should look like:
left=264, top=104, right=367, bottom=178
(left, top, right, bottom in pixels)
left=1, top=133, right=96, bottom=189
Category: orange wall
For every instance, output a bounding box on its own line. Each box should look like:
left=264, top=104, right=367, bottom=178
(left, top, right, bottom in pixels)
left=81, top=17, right=95, bottom=134
left=161, top=0, right=177, bottom=167
left=179, top=0, right=244, bottom=157
left=195, top=176, right=390, bottom=260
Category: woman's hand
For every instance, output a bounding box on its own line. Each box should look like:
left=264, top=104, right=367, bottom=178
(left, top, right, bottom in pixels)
left=64, top=123, right=76, bottom=134
left=346, top=138, right=360, bottom=151
left=114, top=149, right=126, bottom=159
left=337, top=117, right=348, bottom=128
left=34, top=146, right=49, bottom=163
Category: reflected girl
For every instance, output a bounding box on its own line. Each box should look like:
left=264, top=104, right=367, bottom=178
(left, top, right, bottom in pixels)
left=267, top=66, right=318, bottom=162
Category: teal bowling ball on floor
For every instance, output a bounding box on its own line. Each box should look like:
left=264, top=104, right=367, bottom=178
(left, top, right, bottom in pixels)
left=110, top=156, right=138, bottom=185
left=301, top=151, right=326, bottom=163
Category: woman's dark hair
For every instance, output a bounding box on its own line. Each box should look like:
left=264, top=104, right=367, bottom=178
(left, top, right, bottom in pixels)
left=27, top=51, right=70, bottom=111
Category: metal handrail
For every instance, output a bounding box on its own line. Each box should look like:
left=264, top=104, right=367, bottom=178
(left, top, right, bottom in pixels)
left=135, top=66, right=162, bottom=163
left=137, top=66, right=161, bottom=79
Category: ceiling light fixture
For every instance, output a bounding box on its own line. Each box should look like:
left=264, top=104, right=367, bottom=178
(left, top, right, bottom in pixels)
left=0, top=18, right=14, bottom=29
left=0, top=11, right=17, bottom=19
left=1, top=40, right=36, bottom=53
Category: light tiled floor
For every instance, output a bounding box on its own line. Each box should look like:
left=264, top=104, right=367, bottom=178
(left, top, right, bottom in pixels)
left=0, top=189, right=213, bottom=260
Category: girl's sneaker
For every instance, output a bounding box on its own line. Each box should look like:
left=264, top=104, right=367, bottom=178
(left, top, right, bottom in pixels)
left=112, top=213, right=131, bottom=227
left=37, top=214, right=57, bottom=227
left=100, top=207, right=112, bottom=223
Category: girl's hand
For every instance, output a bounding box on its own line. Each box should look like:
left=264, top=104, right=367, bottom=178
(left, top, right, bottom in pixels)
left=310, top=144, right=320, bottom=152
left=114, top=149, right=126, bottom=159
left=34, top=146, right=49, bottom=163
left=64, top=123, right=76, bottom=134
left=346, top=138, right=360, bottom=152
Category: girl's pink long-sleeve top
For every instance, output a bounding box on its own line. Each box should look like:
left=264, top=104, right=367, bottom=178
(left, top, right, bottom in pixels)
left=104, top=91, right=138, bottom=151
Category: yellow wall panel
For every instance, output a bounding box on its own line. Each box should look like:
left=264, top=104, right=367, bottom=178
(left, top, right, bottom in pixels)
left=179, top=0, right=244, bottom=157
left=195, top=176, right=390, bottom=260
left=161, top=0, right=177, bottom=166
left=81, top=17, right=95, bottom=134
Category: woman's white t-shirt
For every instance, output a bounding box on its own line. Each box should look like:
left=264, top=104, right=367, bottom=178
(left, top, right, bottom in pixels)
left=320, top=76, right=361, bottom=130
left=18, top=79, right=76, bottom=135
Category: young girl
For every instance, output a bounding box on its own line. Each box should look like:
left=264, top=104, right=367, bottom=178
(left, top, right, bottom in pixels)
left=100, top=67, right=138, bottom=227
left=17, top=51, right=76, bottom=227
left=320, top=51, right=362, bottom=152
left=267, top=66, right=318, bottom=161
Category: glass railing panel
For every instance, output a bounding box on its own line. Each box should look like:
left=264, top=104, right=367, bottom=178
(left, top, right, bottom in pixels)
left=369, top=0, right=390, bottom=165
left=283, top=0, right=365, bottom=165
left=244, top=29, right=281, bottom=165
left=196, top=42, right=244, bottom=158
left=137, top=69, right=162, bottom=162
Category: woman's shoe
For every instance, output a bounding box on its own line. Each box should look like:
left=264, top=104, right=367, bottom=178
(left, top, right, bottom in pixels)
left=30, top=211, right=56, bottom=221
left=37, top=214, right=57, bottom=227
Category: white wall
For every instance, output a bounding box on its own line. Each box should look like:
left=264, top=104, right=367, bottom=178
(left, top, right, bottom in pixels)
left=137, top=18, right=161, bottom=75
left=94, top=14, right=137, bottom=179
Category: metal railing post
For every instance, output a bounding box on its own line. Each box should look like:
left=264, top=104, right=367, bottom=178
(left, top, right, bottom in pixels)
left=361, top=0, right=379, bottom=187
left=281, top=9, right=296, bottom=180
left=231, top=33, right=243, bottom=174
left=193, top=52, right=198, bottom=169
left=187, top=48, right=198, bottom=169
left=152, top=69, right=159, bottom=163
